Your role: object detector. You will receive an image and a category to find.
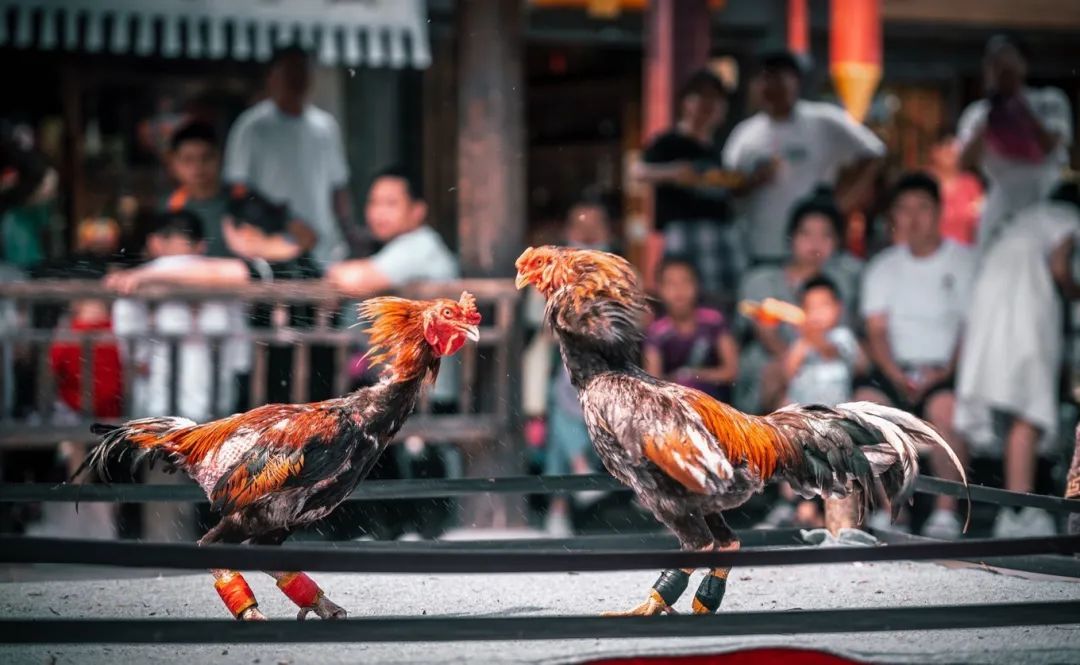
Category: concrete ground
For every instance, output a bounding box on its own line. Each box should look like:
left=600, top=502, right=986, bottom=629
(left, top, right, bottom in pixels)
left=1, top=557, right=1078, bottom=665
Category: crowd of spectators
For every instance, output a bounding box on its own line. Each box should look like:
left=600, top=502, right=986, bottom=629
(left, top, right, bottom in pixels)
left=0, top=34, right=1077, bottom=543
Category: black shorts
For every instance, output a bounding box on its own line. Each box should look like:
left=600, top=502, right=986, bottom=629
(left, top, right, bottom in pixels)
left=854, top=369, right=953, bottom=418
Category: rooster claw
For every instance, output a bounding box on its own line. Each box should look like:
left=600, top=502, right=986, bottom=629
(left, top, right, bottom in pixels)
left=297, top=597, right=348, bottom=621
left=602, top=596, right=677, bottom=617
left=238, top=607, right=268, bottom=621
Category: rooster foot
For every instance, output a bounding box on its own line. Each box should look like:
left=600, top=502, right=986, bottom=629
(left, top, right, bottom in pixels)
left=297, top=597, right=348, bottom=621
left=602, top=594, right=677, bottom=617
left=238, top=606, right=268, bottom=621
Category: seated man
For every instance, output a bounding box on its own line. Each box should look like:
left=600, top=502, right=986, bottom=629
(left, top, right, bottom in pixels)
left=326, top=166, right=457, bottom=297
left=165, top=120, right=316, bottom=258
left=325, top=166, right=460, bottom=540
left=857, top=172, right=975, bottom=538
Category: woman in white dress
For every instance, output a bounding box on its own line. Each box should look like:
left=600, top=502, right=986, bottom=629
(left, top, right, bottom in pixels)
left=955, top=183, right=1080, bottom=536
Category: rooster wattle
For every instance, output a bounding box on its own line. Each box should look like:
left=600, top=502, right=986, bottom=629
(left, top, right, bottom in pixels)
left=516, top=246, right=968, bottom=616
left=73, top=292, right=481, bottom=620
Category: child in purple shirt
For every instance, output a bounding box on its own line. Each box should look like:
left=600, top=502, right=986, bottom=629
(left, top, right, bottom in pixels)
left=644, top=257, right=739, bottom=402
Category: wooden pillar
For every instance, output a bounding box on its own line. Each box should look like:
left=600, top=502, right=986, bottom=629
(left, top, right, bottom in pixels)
left=636, top=0, right=711, bottom=283
left=455, top=0, right=526, bottom=529
left=456, top=0, right=525, bottom=277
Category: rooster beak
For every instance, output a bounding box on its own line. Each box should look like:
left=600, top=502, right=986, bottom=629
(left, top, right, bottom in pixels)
left=464, top=325, right=480, bottom=343
left=514, top=272, right=530, bottom=290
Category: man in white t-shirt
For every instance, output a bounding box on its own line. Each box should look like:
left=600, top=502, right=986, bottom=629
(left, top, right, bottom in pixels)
left=326, top=167, right=459, bottom=403
left=723, top=50, right=886, bottom=264
left=858, top=172, right=976, bottom=538
left=958, top=35, right=1073, bottom=253
left=224, top=46, right=355, bottom=268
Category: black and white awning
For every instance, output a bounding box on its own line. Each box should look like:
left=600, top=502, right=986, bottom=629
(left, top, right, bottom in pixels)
left=0, top=0, right=431, bottom=68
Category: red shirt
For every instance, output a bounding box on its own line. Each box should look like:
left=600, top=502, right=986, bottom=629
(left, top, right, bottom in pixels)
left=49, top=319, right=123, bottom=418
left=938, top=173, right=984, bottom=247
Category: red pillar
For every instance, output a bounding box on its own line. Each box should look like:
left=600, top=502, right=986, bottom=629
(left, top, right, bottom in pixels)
left=830, top=0, right=882, bottom=123
left=638, top=0, right=711, bottom=284
left=788, top=0, right=809, bottom=55
left=643, top=0, right=711, bottom=142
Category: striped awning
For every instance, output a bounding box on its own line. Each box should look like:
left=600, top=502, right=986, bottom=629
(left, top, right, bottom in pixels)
left=0, top=0, right=431, bottom=68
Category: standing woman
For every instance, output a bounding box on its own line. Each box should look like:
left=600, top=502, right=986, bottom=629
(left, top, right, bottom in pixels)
left=955, top=182, right=1080, bottom=537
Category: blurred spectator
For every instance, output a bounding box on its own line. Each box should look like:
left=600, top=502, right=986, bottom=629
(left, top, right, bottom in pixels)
left=927, top=131, right=984, bottom=247
left=763, top=275, right=864, bottom=529
left=857, top=172, right=974, bottom=537
left=724, top=50, right=885, bottom=265
left=644, top=257, right=739, bottom=403
left=323, top=168, right=459, bottom=540
left=48, top=299, right=122, bottom=422
left=783, top=275, right=865, bottom=407
left=736, top=190, right=861, bottom=413
left=110, top=210, right=250, bottom=424
left=530, top=199, right=616, bottom=537
left=1, top=202, right=49, bottom=270
left=955, top=182, right=1080, bottom=538
left=958, top=34, right=1073, bottom=253
left=224, top=46, right=357, bottom=267
left=165, top=121, right=316, bottom=258
left=108, top=210, right=254, bottom=542
left=326, top=167, right=457, bottom=299
left=636, top=70, right=751, bottom=300
left=35, top=297, right=122, bottom=540
left=0, top=121, right=56, bottom=269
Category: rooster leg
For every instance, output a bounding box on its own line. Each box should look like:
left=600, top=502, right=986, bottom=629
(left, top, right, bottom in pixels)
left=692, top=513, right=740, bottom=615
left=268, top=571, right=348, bottom=621
left=249, top=530, right=347, bottom=621
left=200, top=519, right=266, bottom=621
left=602, top=514, right=713, bottom=616
left=210, top=569, right=266, bottom=621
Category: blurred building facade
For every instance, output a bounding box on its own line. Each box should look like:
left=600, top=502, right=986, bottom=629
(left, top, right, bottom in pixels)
left=1, top=0, right=1079, bottom=273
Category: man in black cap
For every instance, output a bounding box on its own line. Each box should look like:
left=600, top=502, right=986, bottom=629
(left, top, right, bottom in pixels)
left=723, top=49, right=885, bottom=265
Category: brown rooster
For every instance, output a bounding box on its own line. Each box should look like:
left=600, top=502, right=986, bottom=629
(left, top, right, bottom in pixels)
left=516, top=246, right=967, bottom=616
left=74, top=293, right=481, bottom=621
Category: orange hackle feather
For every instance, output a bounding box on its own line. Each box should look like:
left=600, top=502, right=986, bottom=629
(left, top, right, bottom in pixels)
left=357, top=296, right=430, bottom=382
left=685, top=391, right=793, bottom=479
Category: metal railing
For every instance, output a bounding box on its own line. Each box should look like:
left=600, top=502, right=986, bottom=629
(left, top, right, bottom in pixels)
left=0, top=279, right=522, bottom=451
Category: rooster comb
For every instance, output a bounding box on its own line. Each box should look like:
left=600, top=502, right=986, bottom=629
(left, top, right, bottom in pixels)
left=458, top=291, right=480, bottom=324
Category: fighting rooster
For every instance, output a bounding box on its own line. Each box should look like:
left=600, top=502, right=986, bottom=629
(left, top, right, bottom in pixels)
left=74, top=293, right=481, bottom=621
left=515, top=247, right=967, bottom=616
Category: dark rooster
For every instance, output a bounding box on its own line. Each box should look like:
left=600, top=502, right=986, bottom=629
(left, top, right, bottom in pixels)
left=74, top=293, right=481, bottom=621
left=516, top=246, right=967, bottom=616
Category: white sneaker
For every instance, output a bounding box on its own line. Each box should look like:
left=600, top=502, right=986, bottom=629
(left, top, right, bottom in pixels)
left=544, top=511, right=574, bottom=538
left=993, top=507, right=1057, bottom=538
left=867, top=508, right=911, bottom=534
left=756, top=501, right=795, bottom=528
left=921, top=509, right=962, bottom=540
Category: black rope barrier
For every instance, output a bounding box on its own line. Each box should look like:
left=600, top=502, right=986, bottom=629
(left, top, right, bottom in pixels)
left=870, top=528, right=1080, bottom=579
left=0, top=601, right=1076, bottom=644
left=1, top=534, right=1076, bottom=573
left=3, top=474, right=1079, bottom=513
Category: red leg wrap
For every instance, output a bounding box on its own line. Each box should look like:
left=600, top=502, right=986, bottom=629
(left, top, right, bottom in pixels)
left=215, top=573, right=257, bottom=618
left=276, top=572, right=323, bottom=609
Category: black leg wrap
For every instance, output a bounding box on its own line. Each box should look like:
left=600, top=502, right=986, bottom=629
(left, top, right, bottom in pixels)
left=692, top=571, right=728, bottom=614
left=651, top=569, right=690, bottom=606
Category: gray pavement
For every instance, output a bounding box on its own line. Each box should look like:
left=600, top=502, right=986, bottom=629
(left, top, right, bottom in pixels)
left=1, top=559, right=1078, bottom=665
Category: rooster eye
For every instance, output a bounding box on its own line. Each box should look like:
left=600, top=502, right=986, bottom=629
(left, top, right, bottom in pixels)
left=442, top=308, right=452, bottom=318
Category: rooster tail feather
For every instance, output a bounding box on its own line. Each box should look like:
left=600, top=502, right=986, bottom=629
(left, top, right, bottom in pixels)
left=71, top=417, right=197, bottom=485
left=836, top=401, right=971, bottom=532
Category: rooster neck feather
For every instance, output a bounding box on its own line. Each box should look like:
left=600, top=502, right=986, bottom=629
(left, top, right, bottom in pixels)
left=357, top=297, right=439, bottom=385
